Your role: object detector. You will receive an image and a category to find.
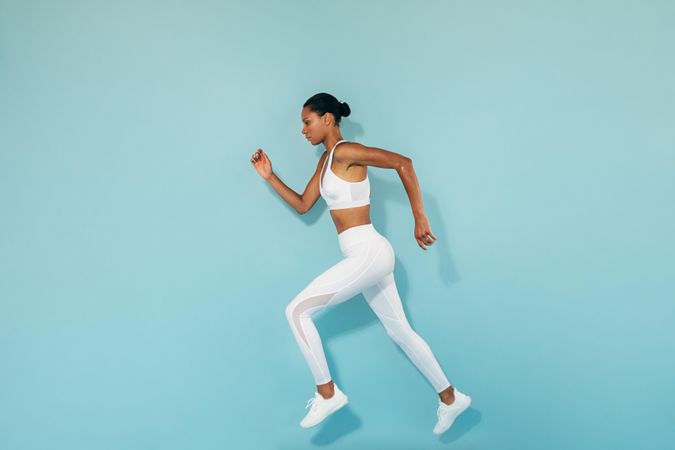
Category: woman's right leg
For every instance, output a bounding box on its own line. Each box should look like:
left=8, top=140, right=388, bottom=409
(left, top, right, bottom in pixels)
left=284, top=238, right=391, bottom=392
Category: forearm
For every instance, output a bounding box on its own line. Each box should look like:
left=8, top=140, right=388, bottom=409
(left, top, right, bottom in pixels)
left=396, top=159, right=426, bottom=219
left=266, top=172, right=304, bottom=213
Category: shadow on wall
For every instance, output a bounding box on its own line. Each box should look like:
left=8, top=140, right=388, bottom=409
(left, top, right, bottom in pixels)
left=302, top=403, right=482, bottom=446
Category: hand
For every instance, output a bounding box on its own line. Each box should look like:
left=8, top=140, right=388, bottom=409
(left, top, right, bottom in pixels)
left=250, top=148, right=272, bottom=180
left=414, top=213, right=437, bottom=251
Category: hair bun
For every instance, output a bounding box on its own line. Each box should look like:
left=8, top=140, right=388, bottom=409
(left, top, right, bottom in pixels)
left=340, top=101, right=351, bottom=118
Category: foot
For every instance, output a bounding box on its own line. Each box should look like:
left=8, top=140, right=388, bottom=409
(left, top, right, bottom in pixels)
left=300, top=383, right=349, bottom=428
left=433, top=388, right=471, bottom=435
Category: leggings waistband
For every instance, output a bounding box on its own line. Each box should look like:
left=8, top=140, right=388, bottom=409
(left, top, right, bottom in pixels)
left=338, top=223, right=382, bottom=252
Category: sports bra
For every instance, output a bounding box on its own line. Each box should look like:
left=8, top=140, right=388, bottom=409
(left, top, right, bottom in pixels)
left=319, top=139, right=371, bottom=210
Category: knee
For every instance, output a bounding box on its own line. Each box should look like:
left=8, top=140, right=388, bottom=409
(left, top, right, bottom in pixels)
left=285, top=290, right=333, bottom=323
left=284, top=301, right=295, bottom=323
left=385, top=322, right=415, bottom=345
left=285, top=294, right=306, bottom=323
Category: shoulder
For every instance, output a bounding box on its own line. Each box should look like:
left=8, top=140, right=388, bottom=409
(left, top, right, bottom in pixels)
left=333, top=141, right=364, bottom=157
left=333, top=142, right=407, bottom=169
left=337, top=140, right=362, bottom=149
left=333, top=141, right=367, bottom=162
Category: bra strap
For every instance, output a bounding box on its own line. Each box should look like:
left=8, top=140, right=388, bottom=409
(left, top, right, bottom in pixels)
left=328, top=139, right=348, bottom=165
left=330, top=139, right=348, bottom=152
left=322, top=139, right=349, bottom=185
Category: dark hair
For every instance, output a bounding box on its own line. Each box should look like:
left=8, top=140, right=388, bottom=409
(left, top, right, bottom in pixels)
left=303, top=92, right=351, bottom=126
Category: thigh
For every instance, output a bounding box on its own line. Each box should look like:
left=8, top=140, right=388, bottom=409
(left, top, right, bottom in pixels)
left=289, top=239, right=388, bottom=311
left=361, top=272, right=407, bottom=324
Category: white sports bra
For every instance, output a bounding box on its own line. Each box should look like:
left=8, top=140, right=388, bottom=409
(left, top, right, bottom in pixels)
left=319, top=139, right=371, bottom=210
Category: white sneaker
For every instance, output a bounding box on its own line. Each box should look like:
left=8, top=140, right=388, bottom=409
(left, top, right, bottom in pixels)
left=433, top=388, right=471, bottom=435
left=299, top=383, right=349, bottom=428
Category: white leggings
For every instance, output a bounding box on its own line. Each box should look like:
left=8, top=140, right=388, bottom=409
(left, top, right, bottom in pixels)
left=284, top=223, right=452, bottom=393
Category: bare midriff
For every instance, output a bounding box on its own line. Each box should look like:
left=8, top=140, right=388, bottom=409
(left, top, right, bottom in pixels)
left=330, top=204, right=371, bottom=235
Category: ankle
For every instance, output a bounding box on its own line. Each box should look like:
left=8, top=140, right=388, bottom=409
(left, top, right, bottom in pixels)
left=317, top=381, right=335, bottom=399
left=439, top=386, right=455, bottom=405
left=440, top=395, right=455, bottom=405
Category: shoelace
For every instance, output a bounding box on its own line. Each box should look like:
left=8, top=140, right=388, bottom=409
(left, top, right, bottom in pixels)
left=437, top=400, right=456, bottom=419
left=306, top=394, right=320, bottom=410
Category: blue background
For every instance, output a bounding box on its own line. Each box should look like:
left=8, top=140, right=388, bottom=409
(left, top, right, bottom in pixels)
left=1, top=1, right=673, bottom=449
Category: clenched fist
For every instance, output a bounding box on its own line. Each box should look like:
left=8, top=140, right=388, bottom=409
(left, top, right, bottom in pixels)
left=250, top=148, right=273, bottom=180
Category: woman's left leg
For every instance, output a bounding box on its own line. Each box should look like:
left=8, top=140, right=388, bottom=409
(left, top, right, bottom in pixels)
left=361, top=272, right=453, bottom=394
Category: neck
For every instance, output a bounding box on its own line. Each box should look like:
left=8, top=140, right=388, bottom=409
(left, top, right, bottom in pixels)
left=323, top=133, right=344, bottom=152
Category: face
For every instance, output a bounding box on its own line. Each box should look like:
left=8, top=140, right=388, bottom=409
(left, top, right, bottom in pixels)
left=301, top=106, right=333, bottom=145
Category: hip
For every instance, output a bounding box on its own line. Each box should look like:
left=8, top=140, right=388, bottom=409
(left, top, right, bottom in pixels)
left=338, top=224, right=395, bottom=262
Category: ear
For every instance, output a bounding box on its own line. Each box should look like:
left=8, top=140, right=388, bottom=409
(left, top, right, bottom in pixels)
left=323, top=113, right=334, bottom=127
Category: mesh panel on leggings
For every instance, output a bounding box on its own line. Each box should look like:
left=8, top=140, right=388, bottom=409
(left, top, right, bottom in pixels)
left=291, top=292, right=336, bottom=347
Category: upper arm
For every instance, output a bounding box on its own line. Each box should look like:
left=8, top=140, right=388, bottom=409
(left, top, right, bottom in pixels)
left=298, top=151, right=328, bottom=214
left=334, top=142, right=411, bottom=170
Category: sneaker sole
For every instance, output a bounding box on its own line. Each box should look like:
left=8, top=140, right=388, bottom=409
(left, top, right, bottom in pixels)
left=300, top=395, right=349, bottom=429
left=433, top=395, right=471, bottom=435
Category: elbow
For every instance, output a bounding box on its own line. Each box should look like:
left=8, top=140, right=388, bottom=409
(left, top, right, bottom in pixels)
left=398, top=157, right=413, bottom=172
left=296, top=195, right=308, bottom=215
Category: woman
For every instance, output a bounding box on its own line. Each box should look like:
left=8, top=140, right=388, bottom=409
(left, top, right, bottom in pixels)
left=250, top=93, right=471, bottom=435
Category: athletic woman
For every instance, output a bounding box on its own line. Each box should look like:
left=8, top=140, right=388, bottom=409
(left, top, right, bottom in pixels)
left=250, top=93, right=471, bottom=434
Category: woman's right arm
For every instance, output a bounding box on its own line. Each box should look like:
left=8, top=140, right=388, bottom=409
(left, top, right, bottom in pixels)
left=250, top=148, right=327, bottom=214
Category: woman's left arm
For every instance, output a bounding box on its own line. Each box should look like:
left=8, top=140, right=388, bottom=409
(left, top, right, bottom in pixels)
left=337, top=143, right=437, bottom=251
